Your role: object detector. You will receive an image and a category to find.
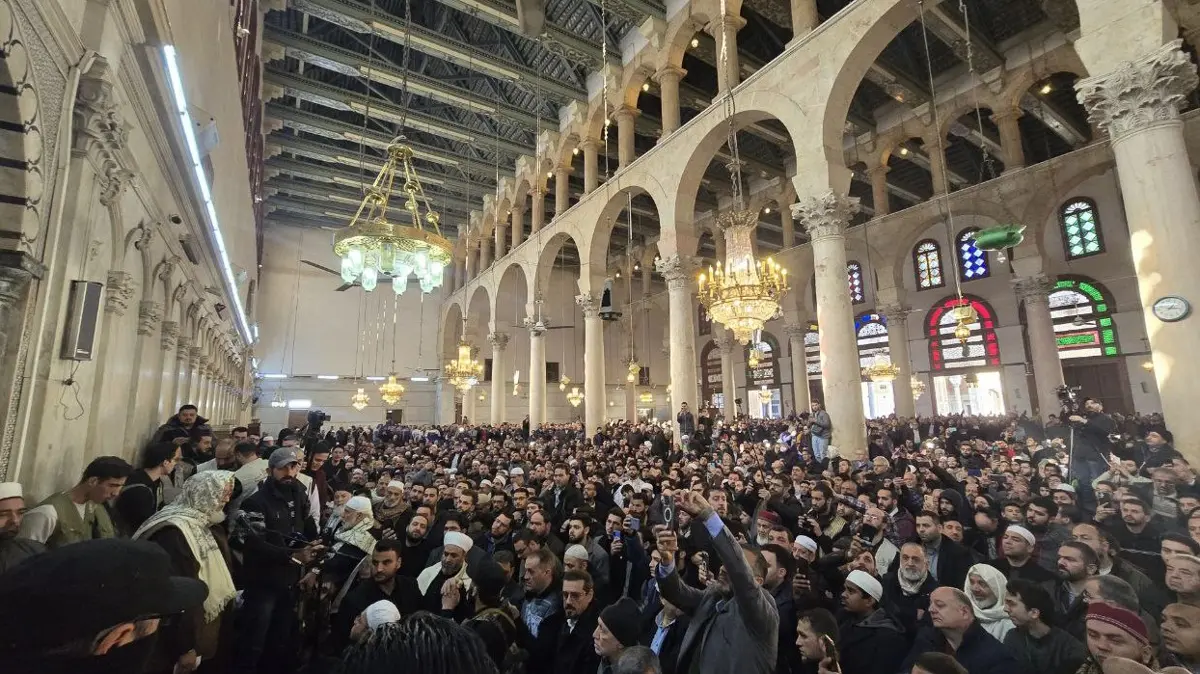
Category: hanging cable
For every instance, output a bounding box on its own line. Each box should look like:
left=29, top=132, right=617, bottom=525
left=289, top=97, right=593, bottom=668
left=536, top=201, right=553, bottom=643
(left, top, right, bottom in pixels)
left=355, top=0, right=378, bottom=196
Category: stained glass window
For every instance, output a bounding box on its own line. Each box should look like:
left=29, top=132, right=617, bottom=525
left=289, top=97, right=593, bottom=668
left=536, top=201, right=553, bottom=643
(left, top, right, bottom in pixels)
left=1046, top=277, right=1120, bottom=359
left=925, top=295, right=1001, bottom=370
left=914, top=240, right=945, bottom=290
left=847, top=262, right=865, bottom=304
left=1061, top=199, right=1104, bottom=258
left=957, top=229, right=990, bottom=281
left=855, top=313, right=889, bottom=370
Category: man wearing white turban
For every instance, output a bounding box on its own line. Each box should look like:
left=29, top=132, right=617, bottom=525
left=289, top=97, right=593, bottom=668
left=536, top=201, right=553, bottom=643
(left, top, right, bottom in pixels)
left=964, top=563, right=1015, bottom=641
left=418, top=531, right=475, bottom=621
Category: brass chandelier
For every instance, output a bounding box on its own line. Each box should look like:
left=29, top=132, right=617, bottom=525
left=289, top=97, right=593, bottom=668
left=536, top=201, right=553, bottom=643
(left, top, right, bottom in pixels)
left=379, top=375, right=406, bottom=405
left=566, top=386, right=585, bottom=407
left=334, top=140, right=453, bottom=295
left=444, top=319, right=483, bottom=392
left=350, top=388, right=370, bottom=411
left=863, top=355, right=901, bottom=383
left=697, top=210, right=788, bottom=344
left=911, top=376, right=927, bottom=400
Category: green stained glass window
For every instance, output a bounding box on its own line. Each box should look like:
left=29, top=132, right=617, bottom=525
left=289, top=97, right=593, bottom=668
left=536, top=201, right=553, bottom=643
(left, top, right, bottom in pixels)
left=1061, top=199, right=1105, bottom=259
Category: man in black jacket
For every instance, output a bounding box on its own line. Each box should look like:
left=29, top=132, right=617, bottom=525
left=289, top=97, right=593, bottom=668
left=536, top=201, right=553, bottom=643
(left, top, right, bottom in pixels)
left=333, top=540, right=420, bottom=652
left=1002, top=579, right=1086, bottom=674
left=902, top=587, right=1026, bottom=674
left=539, top=463, right=583, bottom=531
left=837, top=570, right=909, bottom=674
left=232, top=448, right=321, bottom=674
left=915, top=511, right=974, bottom=590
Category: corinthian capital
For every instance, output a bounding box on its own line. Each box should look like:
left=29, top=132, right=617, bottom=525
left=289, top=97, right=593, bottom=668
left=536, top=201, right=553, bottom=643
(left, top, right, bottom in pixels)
left=1013, top=274, right=1054, bottom=303
left=655, top=254, right=699, bottom=291
left=104, top=270, right=135, bottom=316
left=875, top=303, right=910, bottom=324
left=1076, top=39, right=1200, bottom=140
left=74, top=59, right=130, bottom=173
left=576, top=292, right=603, bottom=318
left=792, top=191, right=859, bottom=241
left=487, top=331, right=510, bottom=350
left=138, top=301, right=163, bottom=335
left=161, top=320, right=179, bottom=351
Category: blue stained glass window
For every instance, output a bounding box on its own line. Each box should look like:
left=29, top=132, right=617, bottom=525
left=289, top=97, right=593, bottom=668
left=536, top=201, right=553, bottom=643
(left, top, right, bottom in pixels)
left=958, top=229, right=990, bottom=281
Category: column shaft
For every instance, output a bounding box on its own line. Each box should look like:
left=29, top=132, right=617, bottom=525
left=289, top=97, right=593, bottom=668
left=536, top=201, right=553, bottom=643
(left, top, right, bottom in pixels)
left=489, top=332, right=509, bottom=424
left=780, top=200, right=796, bottom=247
left=529, top=327, right=546, bottom=426
left=992, top=108, right=1026, bottom=171
left=494, top=223, right=507, bottom=259
left=578, top=294, right=606, bottom=433
left=554, top=167, right=570, bottom=216
left=868, top=165, right=891, bottom=217
left=718, top=335, right=737, bottom=420
left=653, top=67, right=685, bottom=138
left=657, top=255, right=699, bottom=442
left=531, top=189, right=545, bottom=232
left=879, top=305, right=915, bottom=418
left=792, top=0, right=818, bottom=38
left=709, top=15, right=746, bottom=94
left=615, top=106, right=638, bottom=169
left=927, top=140, right=949, bottom=196
left=479, top=236, right=492, bottom=270
left=1016, top=277, right=1066, bottom=421
left=1077, top=40, right=1200, bottom=462
left=583, top=142, right=599, bottom=193
left=786, top=326, right=811, bottom=415
left=512, top=204, right=525, bottom=249
left=794, top=193, right=867, bottom=458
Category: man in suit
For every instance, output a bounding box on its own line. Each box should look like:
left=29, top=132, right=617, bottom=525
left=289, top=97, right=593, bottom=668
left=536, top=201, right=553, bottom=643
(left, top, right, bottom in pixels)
left=914, top=510, right=973, bottom=590
left=654, top=491, right=779, bottom=674
left=539, top=463, right=583, bottom=531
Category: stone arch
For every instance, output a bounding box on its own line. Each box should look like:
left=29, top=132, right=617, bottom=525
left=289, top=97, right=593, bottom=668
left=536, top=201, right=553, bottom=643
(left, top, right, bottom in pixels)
left=0, top=3, right=44, bottom=240
left=998, top=46, right=1089, bottom=112
left=885, top=200, right=1018, bottom=290
left=585, top=177, right=670, bottom=283
left=660, top=12, right=711, bottom=71
left=493, top=258, right=531, bottom=326
left=442, top=300, right=465, bottom=359
left=534, top=230, right=584, bottom=299
left=619, top=59, right=656, bottom=110
left=1020, top=154, right=1116, bottom=246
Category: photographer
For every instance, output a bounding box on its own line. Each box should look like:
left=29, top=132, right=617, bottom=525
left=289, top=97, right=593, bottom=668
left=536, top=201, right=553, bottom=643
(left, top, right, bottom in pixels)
left=1064, top=394, right=1114, bottom=513
left=232, top=447, right=322, bottom=674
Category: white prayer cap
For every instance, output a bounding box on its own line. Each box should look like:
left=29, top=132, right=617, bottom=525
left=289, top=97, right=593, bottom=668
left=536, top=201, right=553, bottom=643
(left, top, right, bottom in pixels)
left=0, top=482, right=21, bottom=501
left=444, top=530, right=474, bottom=553
left=794, top=535, right=818, bottom=553
left=1007, top=524, right=1036, bottom=546
left=346, top=496, right=373, bottom=516
left=363, top=600, right=401, bottom=630
left=565, top=545, right=589, bottom=560
left=1053, top=483, right=1076, bottom=494
left=846, top=569, right=883, bottom=603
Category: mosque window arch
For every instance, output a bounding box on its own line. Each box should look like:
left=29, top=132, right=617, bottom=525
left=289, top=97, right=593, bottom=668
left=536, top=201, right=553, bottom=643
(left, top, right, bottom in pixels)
left=1060, top=198, right=1105, bottom=259
left=1048, top=276, right=1120, bottom=359
left=913, top=239, right=945, bottom=290
left=926, top=295, right=1001, bottom=371
left=957, top=229, right=990, bottom=281
left=847, top=261, right=865, bottom=304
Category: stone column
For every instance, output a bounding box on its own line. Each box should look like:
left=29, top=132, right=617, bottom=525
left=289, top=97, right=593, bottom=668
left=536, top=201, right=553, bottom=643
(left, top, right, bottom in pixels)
left=526, top=320, right=547, bottom=426
left=494, top=221, right=507, bottom=259
left=582, top=140, right=600, bottom=193
left=613, top=105, right=640, bottom=170
left=554, top=166, right=571, bottom=217
left=174, top=336, right=191, bottom=410
left=86, top=270, right=135, bottom=444
left=511, top=201, right=525, bottom=249
left=488, top=331, right=509, bottom=424
left=783, top=322, right=811, bottom=415
left=653, top=66, right=686, bottom=138
left=793, top=192, right=867, bottom=458
left=927, top=139, right=949, bottom=196
left=124, top=300, right=163, bottom=448
left=531, top=188, right=546, bottom=231
left=577, top=292, right=606, bottom=434
left=464, top=241, right=477, bottom=281
left=159, top=321, right=180, bottom=420
left=867, top=165, right=891, bottom=217
left=877, top=303, right=915, bottom=418
left=715, top=332, right=737, bottom=420
left=707, top=15, right=747, bottom=93
left=656, top=255, right=699, bottom=442
left=779, top=199, right=796, bottom=248
left=187, top=346, right=203, bottom=407
left=1014, top=275, right=1065, bottom=421
left=791, top=0, right=818, bottom=39
left=1077, top=40, right=1200, bottom=459
left=479, top=234, right=492, bottom=270
left=991, top=107, right=1026, bottom=172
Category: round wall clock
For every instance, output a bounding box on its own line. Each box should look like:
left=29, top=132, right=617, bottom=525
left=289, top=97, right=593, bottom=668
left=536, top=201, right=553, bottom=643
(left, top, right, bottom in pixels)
left=1152, top=296, right=1191, bottom=322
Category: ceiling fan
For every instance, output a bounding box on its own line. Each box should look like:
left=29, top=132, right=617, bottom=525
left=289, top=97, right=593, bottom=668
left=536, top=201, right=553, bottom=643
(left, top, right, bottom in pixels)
left=302, top=259, right=384, bottom=292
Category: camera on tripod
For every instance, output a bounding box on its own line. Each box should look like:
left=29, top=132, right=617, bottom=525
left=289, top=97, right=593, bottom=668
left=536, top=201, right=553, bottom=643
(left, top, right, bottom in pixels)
left=1055, top=385, right=1084, bottom=416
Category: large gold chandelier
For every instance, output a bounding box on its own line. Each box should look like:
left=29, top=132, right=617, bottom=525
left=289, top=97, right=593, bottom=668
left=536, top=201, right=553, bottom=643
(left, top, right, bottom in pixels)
left=863, top=356, right=901, bottom=383
left=698, top=211, right=789, bottom=343
left=333, top=139, right=453, bottom=295
left=379, top=374, right=406, bottom=405
left=350, top=387, right=370, bottom=411
left=445, top=339, right=483, bottom=392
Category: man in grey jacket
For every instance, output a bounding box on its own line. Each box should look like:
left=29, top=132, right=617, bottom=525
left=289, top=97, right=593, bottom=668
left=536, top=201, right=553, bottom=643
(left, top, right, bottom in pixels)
left=655, top=491, right=779, bottom=674
left=808, top=401, right=832, bottom=463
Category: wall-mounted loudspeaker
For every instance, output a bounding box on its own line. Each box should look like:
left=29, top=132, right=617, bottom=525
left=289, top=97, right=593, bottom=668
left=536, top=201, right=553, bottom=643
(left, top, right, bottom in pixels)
left=61, top=280, right=103, bottom=361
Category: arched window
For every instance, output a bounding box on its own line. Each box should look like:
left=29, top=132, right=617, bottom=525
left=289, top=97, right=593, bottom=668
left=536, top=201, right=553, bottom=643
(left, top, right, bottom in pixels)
left=926, top=295, right=1001, bottom=370
left=1048, top=276, right=1120, bottom=359
left=847, top=261, right=865, bottom=304
left=855, top=313, right=889, bottom=370
left=805, top=322, right=821, bottom=380
left=957, top=229, right=990, bottom=281
left=1060, top=198, right=1104, bottom=258
left=913, top=239, right=945, bottom=290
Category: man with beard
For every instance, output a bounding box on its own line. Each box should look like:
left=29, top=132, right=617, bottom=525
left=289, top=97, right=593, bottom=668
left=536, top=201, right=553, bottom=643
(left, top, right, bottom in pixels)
left=989, top=525, right=1056, bottom=583
left=882, top=542, right=939, bottom=636
left=396, top=513, right=432, bottom=578
left=654, top=490, right=779, bottom=674
left=0, top=538, right=207, bottom=674
left=373, top=483, right=412, bottom=538
left=547, top=570, right=602, bottom=673
left=1106, top=497, right=1164, bottom=554
left=541, top=464, right=583, bottom=531
left=914, top=511, right=973, bottom=590
left=0, top=482, right=45, bottom=574
left=1045, top=542, right=1098, bottom=619
left=152, top=404, right=210, bottom=445
left=1077, top=601, right=1155, bottom=674
left=760, top=544, right=799, bottom=674
left=836, top=570, right=909, bottom=674
left=566, top=514, right=610, bottom=598
left=528, top=509, right=566, bottom=559
left=1025, top=498, right=1072, bottom=572
left=233, top=448, right=322, bottom=674
left=334, top=540, right=421, bottom=651
left=417, top=531, right=475, bottom=622
left=1070, top=523, right=1166, bottom=618
left=475, top=510, right=516, bottom=559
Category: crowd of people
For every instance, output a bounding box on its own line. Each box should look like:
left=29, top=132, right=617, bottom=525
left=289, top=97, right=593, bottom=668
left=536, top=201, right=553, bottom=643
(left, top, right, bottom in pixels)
left=0, top=398, right=1197, bottom=674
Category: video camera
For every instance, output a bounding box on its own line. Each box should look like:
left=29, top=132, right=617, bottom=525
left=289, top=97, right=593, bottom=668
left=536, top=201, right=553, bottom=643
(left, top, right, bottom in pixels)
left=1055, top=384, right=1085, bottom=417
left=301, top=409, right=331, bottom=447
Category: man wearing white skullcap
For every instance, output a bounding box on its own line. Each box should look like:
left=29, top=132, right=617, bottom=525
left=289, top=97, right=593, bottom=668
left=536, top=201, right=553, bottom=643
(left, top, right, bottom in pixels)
left=792, top=535, right=818, bottom=563
left=992, top=524, right=1055, bottom=583
left=564, top=544, right=590, bottom=573
left=350, top=599, right=402, bottom=643
left=416, top=530, right=475, bottom=620
left=838, top=569, right=910, bottom=673
left=0, top=482, right=45, bottom=574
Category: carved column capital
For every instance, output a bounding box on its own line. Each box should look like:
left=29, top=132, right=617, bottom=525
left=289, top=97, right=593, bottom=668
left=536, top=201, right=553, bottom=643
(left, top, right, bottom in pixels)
left=161, top=320, right=179, bottom=351
left=792, top=191, right=859, bottom=240
left=1076, top=39, right=1199, bottom=140
left=138, top=301, right=163, bottom=335
left=655, top=254, right=699, bottom=291
left=487, top=331, right=510, bottom=350
left=522, top=315, right=548, bottom=336
left=176, top=335, right=191, bottom=352
left=74, top=59, right=131, bottom=181
left=189, top=346, right=203, bottom=363
left=104, top=270, right=135, bottom=316
left=653, top=65, right=688, bottom=85
left=875, top=303, right=910, bottom=325
left=1014, top=274, right=1054, bottom=304
left=576, top=292, right=603, bottom=318
left=781, top=322, right=808, bottom=340
left=714, top=333, right=736, bottom=355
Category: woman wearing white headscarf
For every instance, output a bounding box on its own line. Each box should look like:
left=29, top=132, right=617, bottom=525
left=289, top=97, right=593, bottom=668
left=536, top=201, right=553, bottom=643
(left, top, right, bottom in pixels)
left=964, top=563, right=1016, bottom=641
left=134, top=469, right=238, bottom=672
